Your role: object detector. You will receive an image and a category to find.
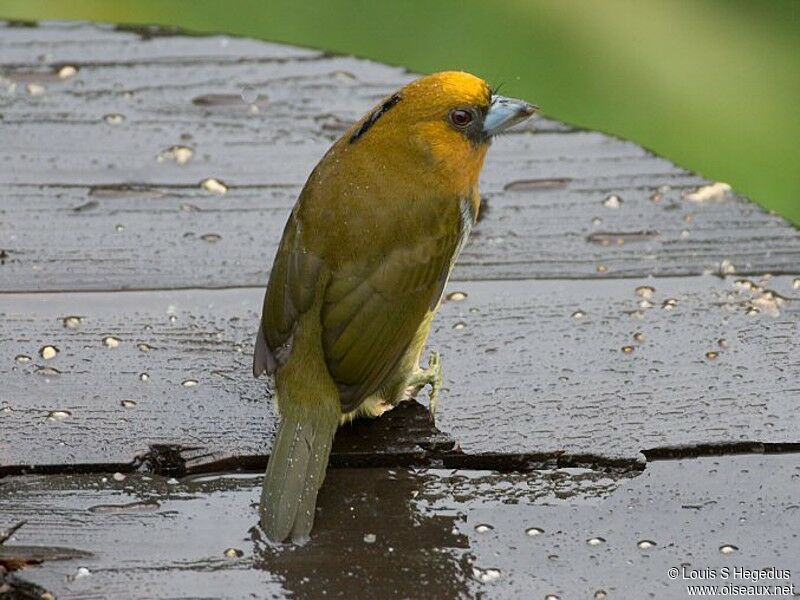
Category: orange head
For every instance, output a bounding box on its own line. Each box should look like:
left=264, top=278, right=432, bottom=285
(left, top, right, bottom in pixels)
left=342, top=71, right=537, bottom=196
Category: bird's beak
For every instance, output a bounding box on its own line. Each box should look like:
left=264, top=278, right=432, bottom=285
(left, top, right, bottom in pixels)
left=483, top=95, right=538, bottom=136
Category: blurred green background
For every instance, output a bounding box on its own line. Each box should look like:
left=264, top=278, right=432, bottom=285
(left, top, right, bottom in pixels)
left=1, top=0, right=798, bottom=224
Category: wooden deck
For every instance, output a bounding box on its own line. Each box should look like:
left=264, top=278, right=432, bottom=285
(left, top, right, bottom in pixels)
left=1, top=21, right=799, bottom=599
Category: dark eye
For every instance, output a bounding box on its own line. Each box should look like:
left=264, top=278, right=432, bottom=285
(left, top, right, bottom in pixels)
left=449, top=109, right=473, bottom=128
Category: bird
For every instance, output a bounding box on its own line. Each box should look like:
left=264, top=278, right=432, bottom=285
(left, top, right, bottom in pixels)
left=253, top=71, right=537, bottom=543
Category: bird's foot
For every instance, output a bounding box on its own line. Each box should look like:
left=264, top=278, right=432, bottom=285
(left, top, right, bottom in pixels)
left=404, top=352, right=443, bottom=423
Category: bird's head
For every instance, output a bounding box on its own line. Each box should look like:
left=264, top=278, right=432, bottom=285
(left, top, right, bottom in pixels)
left=344, top=71, right=537, bottom=193
left=397, top=71, right=537, bottom=145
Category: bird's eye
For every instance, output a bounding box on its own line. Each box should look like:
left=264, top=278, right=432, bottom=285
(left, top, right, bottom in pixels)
left=449, top=109, right=473, bottom=129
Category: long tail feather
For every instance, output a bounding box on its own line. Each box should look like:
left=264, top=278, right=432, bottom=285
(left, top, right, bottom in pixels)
left=259, top=407, right=338, bottom=543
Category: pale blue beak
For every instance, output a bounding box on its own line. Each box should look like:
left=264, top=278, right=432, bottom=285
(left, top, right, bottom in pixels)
left=483, top=95, right=538, bottom=136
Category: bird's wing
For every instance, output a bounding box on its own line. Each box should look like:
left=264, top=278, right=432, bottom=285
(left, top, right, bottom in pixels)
left=321, top=226, right=461, bottom=411
left=254, top=210, right=324, bottom=377
left=255, top=197, right=469, bottom=414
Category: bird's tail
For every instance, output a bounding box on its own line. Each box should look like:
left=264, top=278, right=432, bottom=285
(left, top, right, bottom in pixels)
left=259, top=400, right=338, bottom=543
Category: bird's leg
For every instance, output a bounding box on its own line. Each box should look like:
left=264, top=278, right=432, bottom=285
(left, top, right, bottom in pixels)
left=404, top=351, right=443, bottom=423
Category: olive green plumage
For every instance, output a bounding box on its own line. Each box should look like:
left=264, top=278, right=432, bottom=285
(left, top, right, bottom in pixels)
left=253, top=71, right=535, bottom=542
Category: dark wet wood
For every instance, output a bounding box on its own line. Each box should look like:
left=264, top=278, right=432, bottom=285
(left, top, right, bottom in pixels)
left=1, top=20, right=799, bottom=600
left=2, top=456, right=798, bottom=599
left=2, top=276, right=798, bottom=471
left=1, top=23, right=799, bottom=291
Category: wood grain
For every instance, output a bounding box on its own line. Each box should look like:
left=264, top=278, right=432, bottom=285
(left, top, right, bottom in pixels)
left=1, top=23, right=797, bottom=292
left=2, top=276, right=797, bottom=470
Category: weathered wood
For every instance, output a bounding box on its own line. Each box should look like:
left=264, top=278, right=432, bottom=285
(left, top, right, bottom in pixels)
left=2, top=455, right=797, bottom=599
left=2, top=276, right=797, bottom=471
left=1, top=22, right=798, bottom=292
left=2, top=172, right=798, bottom=292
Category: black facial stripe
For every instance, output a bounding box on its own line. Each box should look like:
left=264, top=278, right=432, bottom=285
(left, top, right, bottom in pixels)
left=349, top=93, right=402, bottom=144
left=464, top=106, right=489, bottom=145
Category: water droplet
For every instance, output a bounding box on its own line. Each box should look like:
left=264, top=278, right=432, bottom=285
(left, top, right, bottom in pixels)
left=718, top=338, right=729, bottom=348
left=525, top=527, right=544, bottom=536
left=166, top=477, right=179, bottom=485
left=15, top=354, right=32, bottom=364
left=602, top=194, right=622, bottom=208
left=200, top=178, right=228, bottom=195
left=719, top=544, right=738, bottom=555
left=112, top=472, right=126, bottom=482
left=705, top=351, right=718, bottom=360
left=139, top=372, right=150, bottom=382
left=71, top=566, right=91, bottom=580
left=592, top=217, right=603, bottom=226
left=200, top=233, right=222, bottom=243
left=182, top=379, right=198, bottom=387
left=63, top=315, right=83, bottom=329
left=596, top=264, right=608, bottom=273
left=36, top=366, right=61, bottom=376
left=57, top=65, right=77, bottom=79
left=733, top=278, right=758, bottom=291
left=121, top=399, right=137, bottom=408
left=662, top=298, right=678, bottom=310
left=241, top=86, right=258, bottom=104
left=103, top=336, right=120, bottom=348
left=472, top=567, right=501, bottom=583
left=157, top=145, right=194, bottom=165
left=637, top=539, right=656, bottom=549
left=639, top=299, right=654, bottom=309
left=719, top=259, right=736, bottom=275
left=587, top=537, right=605, bottom=546
left=621, top=346, right=634, bottom=354
left=545, top=595, right=560, bottom=600
left=447, top=291, right=467, bottom=301
left=224, top=547, right=244, bottom=558
left=745, top=306, right=760, bottom=316
left=633, top=332, right=645, bottom=342
left=635, top=286, right=655, bottom=300
left=104, top=113, right=125, bottom=125
left=47, top=409, right=71, bottom=420
left=649, top=191, right=663, bottom=203
left=333, top=70, right=357, bottom=81
left=169, top=315, right=178, bottom=323
left=453, top=321, right=467, bottom=330
left=571, top=310, right=585, bottom=320
left=793, top=278, right=800, bottom=290
left=39, top=345, right=59, bottom=360
left=363, top=533, right=377, bottom=543
left=594, top=591, right=608, bottom=600
left=137, top=343, right=152, bottom=352
left=115, top=224, right=125, bottom=233
left=683, top=182, right=730, bottom=202
left=747, top=289, right=786, bottom=317
left=26, top=83, right=45, bottom=96
left=474, top=523, right=494, bottom=533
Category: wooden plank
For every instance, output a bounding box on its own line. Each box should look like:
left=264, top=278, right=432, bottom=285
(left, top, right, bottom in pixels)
left=2, top=170, right=798, bottom=292
left=2, top=275, right=797, bottom=470
left=1, top=22, right=798, bottom=291
left=0, top=20, right=322, bottom=64
left=2, top=455, right=798, bottom=599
